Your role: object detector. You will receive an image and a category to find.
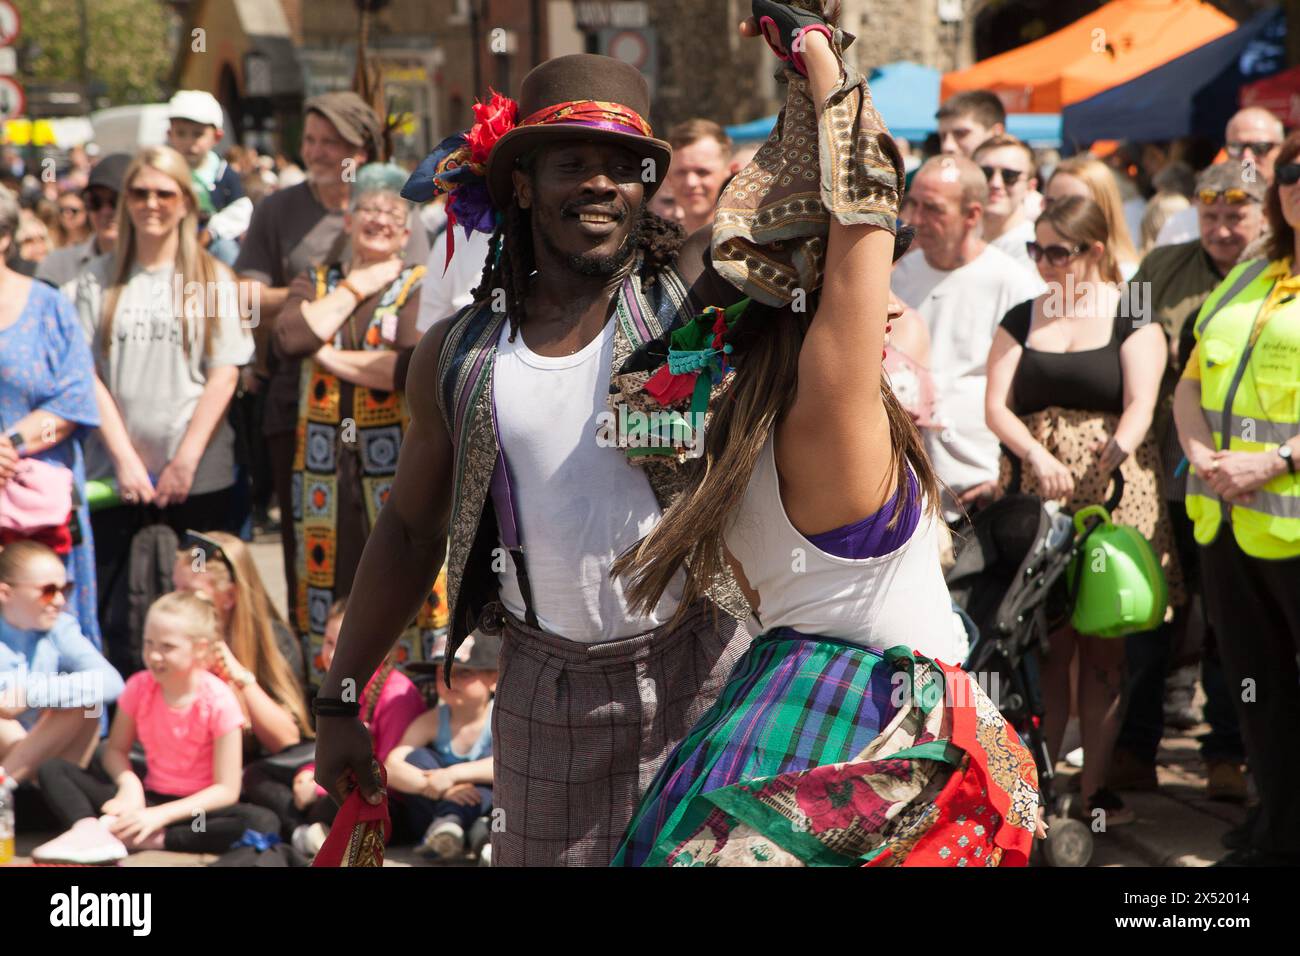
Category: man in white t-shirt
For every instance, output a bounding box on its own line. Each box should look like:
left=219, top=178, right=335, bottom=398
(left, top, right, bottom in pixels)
left=972, top=134, right=1038, bottom=270
left=893, top=155, right=1045, bottom=520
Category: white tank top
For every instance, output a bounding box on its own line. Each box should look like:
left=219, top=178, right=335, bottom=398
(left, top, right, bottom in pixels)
left=723, top=434, right=961, bottom=662
left=493, top=318, right=684, bottom=642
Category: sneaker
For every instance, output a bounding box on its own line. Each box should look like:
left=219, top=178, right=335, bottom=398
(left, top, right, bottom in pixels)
left=1163, top=667, right=1201, bottom=730
left=421, top=819, right=465, bottom=861
left=478, top=844, right=492, bottom=867
left=466, top=815, right=491, bottom=860
left=32, top=817, right=128, bottom=864
left=1087, top=788, right=1137, bottom=827
left=1064, top=746, right=1085, bottom=769
left=1206, top=760, right=1249, bottom=802
left=291, top=823, right=328, bottom=858
left=1108, top=749, right=1158, bottom=792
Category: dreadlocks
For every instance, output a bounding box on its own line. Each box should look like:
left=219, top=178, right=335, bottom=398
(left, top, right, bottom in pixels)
left=470, top=185, right=687, bottom=342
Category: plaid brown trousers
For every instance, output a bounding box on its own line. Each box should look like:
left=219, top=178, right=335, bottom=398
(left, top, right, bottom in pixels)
left=487, top=600, right=751, bottom=866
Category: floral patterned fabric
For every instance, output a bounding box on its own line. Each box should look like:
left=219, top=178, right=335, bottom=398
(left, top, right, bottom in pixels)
left=0, top=282, right=101, bottom=644
left=613, top=632, right=1039, bottom=867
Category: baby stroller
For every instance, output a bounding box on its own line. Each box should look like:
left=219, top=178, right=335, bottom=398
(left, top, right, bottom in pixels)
left=945, top=474, right=1125, bottom=867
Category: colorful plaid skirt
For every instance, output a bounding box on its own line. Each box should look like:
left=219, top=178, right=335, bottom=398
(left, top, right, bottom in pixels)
left=612, top=631, right=1040, bottom=867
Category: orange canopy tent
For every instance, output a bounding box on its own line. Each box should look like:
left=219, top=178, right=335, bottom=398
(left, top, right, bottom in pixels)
left=941, top=0, right=1237, bottom=113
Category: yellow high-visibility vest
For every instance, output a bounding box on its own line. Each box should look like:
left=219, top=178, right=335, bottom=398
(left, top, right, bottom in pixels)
left=1186, top=259, right=1300, bottom=558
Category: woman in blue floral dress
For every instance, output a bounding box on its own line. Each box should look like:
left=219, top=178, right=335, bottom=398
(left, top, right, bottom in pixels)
left=0, top=196, right=102, bottom=645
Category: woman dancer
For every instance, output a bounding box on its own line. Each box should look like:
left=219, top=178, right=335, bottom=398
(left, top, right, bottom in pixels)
left=611, top=4, right=1040, bottom=867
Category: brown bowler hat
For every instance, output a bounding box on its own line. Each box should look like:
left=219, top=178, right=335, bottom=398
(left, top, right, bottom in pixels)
left=486, top=54, right=672, bottom=209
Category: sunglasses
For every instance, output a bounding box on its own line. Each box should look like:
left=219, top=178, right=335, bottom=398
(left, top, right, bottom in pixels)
left=980, top=165, right=1024, bottom=187
left=58, top=205, right=84, bottom=216
left=1026, top=241, right=1086, bottom=266
left=1226, top=141, right=1280, bottom=160
left=86, top=190, right=118, bottom=213
left=183, top=530, right=237, bottom=578
left=1197, top=188, right=1254, bottom=206
left=1276, top=163, right=1300, bottom=187
left=126, top=186, right=181, bottom=206
left=17, top=581, right=76, bottom=605
left=354, top=205, right=408, bottom=225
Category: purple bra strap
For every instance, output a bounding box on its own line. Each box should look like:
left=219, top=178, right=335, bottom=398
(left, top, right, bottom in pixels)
left=805, top=471, right=922, bottom=560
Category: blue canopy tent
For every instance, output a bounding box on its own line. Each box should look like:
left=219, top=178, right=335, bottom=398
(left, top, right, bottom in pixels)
left=726, top=61, right=1062, bottom=147
left=1061, top=6, right=1286, bottom=149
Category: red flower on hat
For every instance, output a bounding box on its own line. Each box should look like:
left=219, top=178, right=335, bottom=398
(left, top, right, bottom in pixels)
left=465, top=90, right=518, bottom=165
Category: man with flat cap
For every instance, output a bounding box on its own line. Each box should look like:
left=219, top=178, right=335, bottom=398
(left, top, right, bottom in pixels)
left=235, top=92, right=429, bottom=626
left=36, top=153, right=131, bottom=299
left=312, top=54, right=758, bottom=866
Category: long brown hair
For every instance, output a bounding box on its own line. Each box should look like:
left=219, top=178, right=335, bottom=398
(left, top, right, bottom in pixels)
left=98, top=146, right=228, bottom=359
left=1037, top=194, right=1121, bottom=285
left=186, top=531, right=312, bottom=736
left=1049, top=156, right=1139, bottom=266
left=612, top=299, right=942, bottom=621
left=1264, top=131, right=1300, bottom=263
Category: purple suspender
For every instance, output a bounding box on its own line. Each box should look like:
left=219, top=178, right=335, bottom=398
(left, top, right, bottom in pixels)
left=489, top=377, right=539, bottom=628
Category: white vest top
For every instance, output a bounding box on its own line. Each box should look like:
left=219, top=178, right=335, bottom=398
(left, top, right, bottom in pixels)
left=723, top=435, right=961, bottom=662
left=493, top=318, right=684, bottom=642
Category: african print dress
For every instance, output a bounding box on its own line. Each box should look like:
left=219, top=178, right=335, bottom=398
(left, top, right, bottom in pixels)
left=291, top=264, right=448, bottom=686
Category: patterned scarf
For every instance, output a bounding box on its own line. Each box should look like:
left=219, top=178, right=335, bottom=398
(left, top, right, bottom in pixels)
left=711, top=59, right=904, bottom=306
left=292, top=263, right=447, bottom=686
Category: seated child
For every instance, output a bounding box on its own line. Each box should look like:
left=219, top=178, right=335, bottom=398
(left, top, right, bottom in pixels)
left=285, top=597, right=425, bottom=857
left=0, top=540, right=124, bottom=783
left=32, top=592, right=279, bottom=863
left=284, top=600, right=426, bottom=858
left=385, top=630, right=497, bottom=862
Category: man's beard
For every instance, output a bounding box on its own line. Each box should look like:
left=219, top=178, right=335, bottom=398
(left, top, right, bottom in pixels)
left=539, top=202, right=643, bottom=277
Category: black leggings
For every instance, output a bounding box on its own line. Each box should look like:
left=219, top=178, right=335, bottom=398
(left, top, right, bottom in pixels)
left=38, top=757, right=281, bottom=855
left=241, top=759, right=337, bottom=838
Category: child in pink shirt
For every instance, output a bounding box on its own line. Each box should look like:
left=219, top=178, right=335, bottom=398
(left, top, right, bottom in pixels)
left=288, top=597, right=425, bottom=857
left=32, top=592, right=280, bottom=863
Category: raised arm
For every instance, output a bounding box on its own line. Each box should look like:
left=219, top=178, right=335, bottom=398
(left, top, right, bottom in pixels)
left=773, top=28, right=898, bottom=533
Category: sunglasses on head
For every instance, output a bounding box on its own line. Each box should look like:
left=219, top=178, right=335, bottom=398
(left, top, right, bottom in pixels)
left=1026, top=241, right=1086, bottom=266
left=1276, top=163, right=1300, bottom=187
left=126, top=186, right=181, bottom=206
left=1226, top=141, right=1280, bottom=160
left=980, top=165, right=1024, bottom=187
left=1197, top=188, right=1255, bottom=206
left=183, top=530, right=236, bottom=577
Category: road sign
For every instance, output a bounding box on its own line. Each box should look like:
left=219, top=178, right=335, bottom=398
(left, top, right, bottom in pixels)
left=0, top=76, right=25, bottom=121
left=0, top=1, right=19, bottom=49
left=0, top=47, right=14, bottom=75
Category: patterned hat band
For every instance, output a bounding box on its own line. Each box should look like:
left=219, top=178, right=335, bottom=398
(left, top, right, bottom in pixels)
left=516, top=99, right=654, bottom=139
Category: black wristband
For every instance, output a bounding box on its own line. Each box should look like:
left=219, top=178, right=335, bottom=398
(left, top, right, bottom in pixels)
left=312, top=696, right=361, bottom=718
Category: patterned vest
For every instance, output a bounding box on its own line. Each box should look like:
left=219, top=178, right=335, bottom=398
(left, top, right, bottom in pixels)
left=435, top=265, right=751, bottom=660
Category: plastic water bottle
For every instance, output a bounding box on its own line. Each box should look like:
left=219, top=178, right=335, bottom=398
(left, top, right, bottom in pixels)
left=0, top=767, right=14, bottom=865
